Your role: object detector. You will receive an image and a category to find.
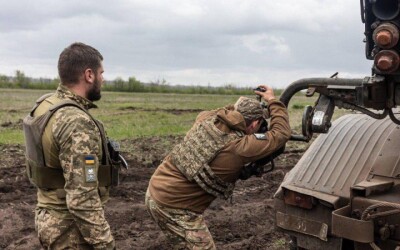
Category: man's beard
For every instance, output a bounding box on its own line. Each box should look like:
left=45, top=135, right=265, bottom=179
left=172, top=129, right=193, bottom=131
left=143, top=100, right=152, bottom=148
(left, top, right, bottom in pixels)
left=87, top=76, right=102, bottom=101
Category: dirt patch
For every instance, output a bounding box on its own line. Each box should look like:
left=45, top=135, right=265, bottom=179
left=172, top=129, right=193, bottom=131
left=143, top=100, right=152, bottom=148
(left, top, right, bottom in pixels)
left=0, top=136, right=305, bottom=249
left=1, top=119, right=23, bottom=129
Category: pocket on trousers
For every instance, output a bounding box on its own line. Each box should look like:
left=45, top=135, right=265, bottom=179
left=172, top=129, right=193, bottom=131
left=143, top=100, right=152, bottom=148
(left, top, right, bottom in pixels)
left=36, top=209, right=71, bottom=244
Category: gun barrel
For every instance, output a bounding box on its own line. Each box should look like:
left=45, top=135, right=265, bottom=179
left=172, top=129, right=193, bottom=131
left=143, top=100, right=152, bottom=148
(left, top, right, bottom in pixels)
left=279, top=77, right=364, bottom=107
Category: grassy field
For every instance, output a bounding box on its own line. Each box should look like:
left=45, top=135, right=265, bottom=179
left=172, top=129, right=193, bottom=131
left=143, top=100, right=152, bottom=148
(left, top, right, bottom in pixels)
left=0, top=88, right=349, bottom=145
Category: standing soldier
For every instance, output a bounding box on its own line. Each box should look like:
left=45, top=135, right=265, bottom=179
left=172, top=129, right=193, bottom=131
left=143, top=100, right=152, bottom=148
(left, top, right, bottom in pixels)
left=145, top=85, right=291, bottom=249
left=23, top=42, right=118, bottom=249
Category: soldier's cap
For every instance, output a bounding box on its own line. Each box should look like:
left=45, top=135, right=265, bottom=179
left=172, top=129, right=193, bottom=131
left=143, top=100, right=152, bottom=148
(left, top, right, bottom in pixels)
left=234, top=96, right=268, bottom=121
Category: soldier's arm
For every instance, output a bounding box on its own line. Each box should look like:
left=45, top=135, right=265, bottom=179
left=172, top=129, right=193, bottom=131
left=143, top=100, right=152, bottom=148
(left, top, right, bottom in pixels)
left=52, top=107, right=114, bottom=249
left=235, top=99, right=291, bottom=162
left=265, top=99, right=291, bottom=146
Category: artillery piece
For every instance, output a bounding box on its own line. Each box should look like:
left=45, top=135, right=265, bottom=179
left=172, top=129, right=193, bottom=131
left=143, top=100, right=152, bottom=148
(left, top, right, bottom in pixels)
left=274, top=0, right=400, bottom=249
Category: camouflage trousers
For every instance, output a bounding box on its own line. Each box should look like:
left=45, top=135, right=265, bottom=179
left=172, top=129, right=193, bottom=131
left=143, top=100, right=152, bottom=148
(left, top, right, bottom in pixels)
left=145, top=189, right=216, bottom=250
left=35, top=208, right=115, bottom=250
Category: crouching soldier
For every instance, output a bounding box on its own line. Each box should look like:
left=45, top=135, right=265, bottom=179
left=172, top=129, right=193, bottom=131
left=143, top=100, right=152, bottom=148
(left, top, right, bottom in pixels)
left=145, top=84, right=291, bottom=249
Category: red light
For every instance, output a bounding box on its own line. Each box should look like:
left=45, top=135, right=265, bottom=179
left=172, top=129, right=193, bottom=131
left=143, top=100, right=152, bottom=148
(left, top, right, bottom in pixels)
left=374, top=50, right=400, bottom=73
left=373, top=23, right=399, bottom=49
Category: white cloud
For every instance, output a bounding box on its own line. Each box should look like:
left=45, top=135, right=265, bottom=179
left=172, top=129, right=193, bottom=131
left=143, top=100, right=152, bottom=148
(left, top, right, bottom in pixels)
left=241, top=34, right=291, bottom=56
left=0, top=0, right=372, bottom=88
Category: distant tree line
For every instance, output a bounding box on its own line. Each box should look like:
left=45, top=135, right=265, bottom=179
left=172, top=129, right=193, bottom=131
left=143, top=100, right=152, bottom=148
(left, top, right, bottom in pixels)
left=0, top=70, right=282, bottom=95
left=0, top=70, right=60, bottom=90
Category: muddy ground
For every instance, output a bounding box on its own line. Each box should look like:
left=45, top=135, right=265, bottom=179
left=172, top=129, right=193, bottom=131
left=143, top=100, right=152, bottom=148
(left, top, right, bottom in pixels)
left=0, top=137, right=305, bottom=250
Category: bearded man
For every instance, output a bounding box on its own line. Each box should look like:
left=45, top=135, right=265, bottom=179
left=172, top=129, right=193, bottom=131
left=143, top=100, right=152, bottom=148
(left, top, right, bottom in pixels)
left=23, top=42, right=117, bottom=249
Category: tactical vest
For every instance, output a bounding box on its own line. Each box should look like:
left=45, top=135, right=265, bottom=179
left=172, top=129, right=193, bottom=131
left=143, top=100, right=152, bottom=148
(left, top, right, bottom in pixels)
left=169, top=116, right=243, bottom=199
left=23, top=94, right=118, bottom=191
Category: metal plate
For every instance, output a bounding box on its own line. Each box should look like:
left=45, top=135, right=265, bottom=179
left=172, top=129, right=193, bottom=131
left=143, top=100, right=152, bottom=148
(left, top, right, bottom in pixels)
left=281, top=114, right=399, bottom=200
left=276, top=211, right=328, bottom=241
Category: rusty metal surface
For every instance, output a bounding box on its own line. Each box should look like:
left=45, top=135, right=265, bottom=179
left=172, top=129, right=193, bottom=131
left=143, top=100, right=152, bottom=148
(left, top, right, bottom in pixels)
left=281, top=114, right=400, bottom=203
left=352, top=196, right=400, bottom=241
left=276, top=211, right=329, bottom=241
left=332, top=205, right=374, bottom=243
left=279, top=185, right=343, bottom=209
left=283, top=189, right=313, bottom=209
left=352, top=179, right=394, bottom=197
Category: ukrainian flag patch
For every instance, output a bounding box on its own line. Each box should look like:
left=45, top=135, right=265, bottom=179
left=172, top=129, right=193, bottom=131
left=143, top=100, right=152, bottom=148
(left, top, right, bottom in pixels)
left=85, top=155, right=95, bottom=165
left=82, top=155, right=97, bottom=183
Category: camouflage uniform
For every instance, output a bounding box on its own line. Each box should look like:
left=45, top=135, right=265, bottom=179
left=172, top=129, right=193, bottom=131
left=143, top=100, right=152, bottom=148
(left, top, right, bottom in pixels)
left=25, top=85, right=115, bottom=249
left=145, top=190, right=216, bottom=250
left=147, top=97, right=291, bottom=249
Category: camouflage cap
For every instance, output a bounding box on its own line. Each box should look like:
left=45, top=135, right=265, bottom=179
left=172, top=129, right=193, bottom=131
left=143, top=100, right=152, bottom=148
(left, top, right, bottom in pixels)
left=234, top=97, right=268, bottom=121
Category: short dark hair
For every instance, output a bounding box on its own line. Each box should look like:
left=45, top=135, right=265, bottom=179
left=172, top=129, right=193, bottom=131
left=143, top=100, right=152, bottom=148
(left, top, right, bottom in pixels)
left=244, top=117, right=262, bottom=127
left=58, top=42, right=103, bottom=85
left=244, top=119, right=252, bottom=127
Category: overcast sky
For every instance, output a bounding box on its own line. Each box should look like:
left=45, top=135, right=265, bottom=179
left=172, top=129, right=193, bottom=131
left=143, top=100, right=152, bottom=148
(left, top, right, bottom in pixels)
left=0, top=0, right=372, bottom=88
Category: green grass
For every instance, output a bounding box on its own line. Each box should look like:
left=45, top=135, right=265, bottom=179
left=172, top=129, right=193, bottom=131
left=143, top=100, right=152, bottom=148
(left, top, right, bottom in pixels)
left=286, top=96, right=350, bottom=132
left=0, top=129, right=24, bottom=145
left=100, top=110, right=195, bottom=139
left=0, top=88, right=350, bottom=145
left=272, top=238, right=288, bottom=249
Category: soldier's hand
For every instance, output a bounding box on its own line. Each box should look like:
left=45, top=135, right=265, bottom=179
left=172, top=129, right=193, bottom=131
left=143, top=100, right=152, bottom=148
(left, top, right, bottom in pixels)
left=254, top=85, right=275, bottom=102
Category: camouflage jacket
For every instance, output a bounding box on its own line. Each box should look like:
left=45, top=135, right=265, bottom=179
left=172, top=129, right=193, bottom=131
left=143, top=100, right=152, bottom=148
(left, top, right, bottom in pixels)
left=31, top=85, right=114, bottom=248
left=149, top=99, right=291, bottom=213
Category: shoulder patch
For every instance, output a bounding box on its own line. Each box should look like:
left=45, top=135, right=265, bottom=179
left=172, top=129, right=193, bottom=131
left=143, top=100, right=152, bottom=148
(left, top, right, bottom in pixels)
left=84, top=155, right=97, bottom=183
left=254, top=133, right=267, bottom=140
left=85, top=166, right=96, bottom=182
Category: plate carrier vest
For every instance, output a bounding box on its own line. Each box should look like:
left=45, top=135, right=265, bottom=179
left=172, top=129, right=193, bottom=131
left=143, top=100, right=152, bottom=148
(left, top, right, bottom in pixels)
left=169, top=116, right=243, bottom=199
left=23, top=93, right=118, bottom=190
